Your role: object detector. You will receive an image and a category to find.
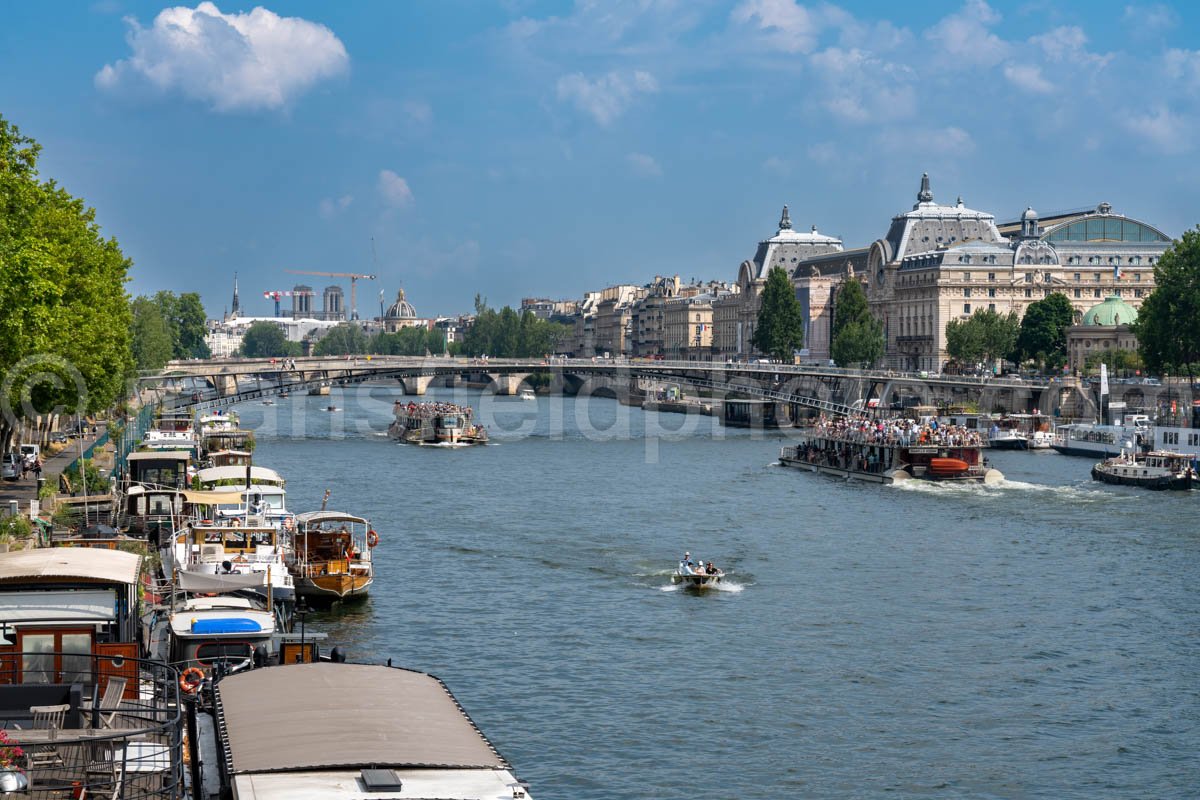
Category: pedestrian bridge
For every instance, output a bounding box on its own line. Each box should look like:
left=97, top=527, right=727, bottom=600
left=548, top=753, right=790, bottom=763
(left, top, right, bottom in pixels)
left=145, top=356, right=1098, bottom=419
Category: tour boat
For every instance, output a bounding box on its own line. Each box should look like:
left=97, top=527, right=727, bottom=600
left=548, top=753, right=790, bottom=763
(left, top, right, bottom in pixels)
left=780, top=425, right=1003, bottom=484
left=389, top=400, right=488, bottom=446
left=1051, top=422, right=1148, bottom=458
left=289, top=511, right=375, bottom=603
left=1091, top=450, right=1195, bottom=491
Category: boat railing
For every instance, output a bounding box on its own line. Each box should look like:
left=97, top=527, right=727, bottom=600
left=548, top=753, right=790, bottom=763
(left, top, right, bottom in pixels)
left=0, top=651, right=184, bottom=799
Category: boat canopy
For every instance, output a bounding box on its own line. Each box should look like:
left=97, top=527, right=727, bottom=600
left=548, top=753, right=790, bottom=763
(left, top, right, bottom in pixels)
left=0, top=589, right=116, bottom=625
left=0, top=548, right=141, bottom=586
left=127, top=451, right=191, bottom=463
left=196, top=466, right=285, bottom=485
left=176, top=571, right=267, bottom=593
left=215, top=662, right=508, bottom=774
left=294, top=511, right=369, bottom=527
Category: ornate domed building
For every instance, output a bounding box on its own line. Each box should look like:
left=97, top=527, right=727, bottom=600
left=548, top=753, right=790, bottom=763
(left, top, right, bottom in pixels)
left=1067, top=295, right=1141, bottom=371
left=383, top=289, right=420, bottom=333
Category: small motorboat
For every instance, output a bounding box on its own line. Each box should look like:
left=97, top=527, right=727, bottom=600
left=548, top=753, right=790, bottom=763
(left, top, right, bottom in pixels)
left=1091, top=450, right=1194, bottom=491
left=262, top=399, right=274, bottom=406
left=519, top=388, right=536, bottom=401
left=671, top=556, right=723, bottom=589
left=325, top=406, right=339, bottom=412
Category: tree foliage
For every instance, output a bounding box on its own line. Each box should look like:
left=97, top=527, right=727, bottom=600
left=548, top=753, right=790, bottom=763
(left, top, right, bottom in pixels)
left=313, top=322, right=369, bottom=356
left=370, top=326, right=445, bottom=356
left=830, top=278, right=884, bottom=368
left=944, top=308, right=1020, bottom=366
left=240, top=321, right=301, bottom=358
left=752, top=266, right=805, bottom=361
left=1084, top=348, right=1143, bottom=375
left=130, top=296, right=174, bottom=372
left=1016, top=292, right=1074, bottom=367
left=0, top=114, right=133, bottom=449
left=461, top=296, right=569, bottom=357
left=149, top=291, right=211, bottom=360
left=1134, top=227, right=1200, bottom=376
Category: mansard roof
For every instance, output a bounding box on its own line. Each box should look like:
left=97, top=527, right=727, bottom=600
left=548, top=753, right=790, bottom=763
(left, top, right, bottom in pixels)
left=882, top=174, right=1003, bottom=264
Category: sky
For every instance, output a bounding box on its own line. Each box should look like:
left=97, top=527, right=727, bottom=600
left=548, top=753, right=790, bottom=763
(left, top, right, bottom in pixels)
left=3, top=0, right=1199, bottom=320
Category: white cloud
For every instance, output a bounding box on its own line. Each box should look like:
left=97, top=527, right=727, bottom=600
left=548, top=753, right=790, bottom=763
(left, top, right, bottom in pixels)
left=627, top=152, right=662, bottom=176
left=924, top=0, right=1009, bottom=68
left=1029, top=25, right=1110, bottom=68
left=95, top=2, right=348, bottom=112
left=877, top=126, right=975, bottom=157
left=378, top=171, right=414, bottom=208
left=1003, top=63, right=1053, bottom=94
left=1122, top=4, right=1178, bottom=39
left=809, top=47, right=916, bottom=124
left=319, top=194, right=353, bottom=219
left=555, top=70, right=658, bottom=125
left=1163, top=48, right=1200, bottom=88
left=730, top=0, right=822, bottom=54
left=1121, top=105, right=1191, bottom=154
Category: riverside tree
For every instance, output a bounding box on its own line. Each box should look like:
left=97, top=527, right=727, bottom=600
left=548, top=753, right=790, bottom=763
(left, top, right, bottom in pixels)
left=0, top=114, right=133, bottom=448
left=461, top=297, right=570, bottom=357
left=130, top=296, right=174, bottom=372
left=944, top=308, right=1020, bottom=368
left=313, top=322, right=369, bottom=356
left=1134, top=226, right=1200, bottom=377
left=1015, top=292, right=1074, bottom=368
left=240, top=321, right=301, bottom=358
left=830, top=278, right=884, bottom=368
left=150, top=291, right=211, bottom=360
left=752, top=265, right=805, bottom=362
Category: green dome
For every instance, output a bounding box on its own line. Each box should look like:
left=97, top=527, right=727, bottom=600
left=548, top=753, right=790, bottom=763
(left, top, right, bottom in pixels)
left=1082, top=296, right=1138, bottom=326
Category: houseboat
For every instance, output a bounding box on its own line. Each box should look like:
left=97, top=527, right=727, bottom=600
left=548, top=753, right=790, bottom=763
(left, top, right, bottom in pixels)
left=1091, top=450, right=1195, bottom=491
left=169, top=522, right=295, bottom=611
left=289, top=511, right=375, bottom=603
left=987, top=413, right=1054, bottom=450
left=780, top=421, right=1003, bottom=484
left=389, top=401, right=488, bottom=445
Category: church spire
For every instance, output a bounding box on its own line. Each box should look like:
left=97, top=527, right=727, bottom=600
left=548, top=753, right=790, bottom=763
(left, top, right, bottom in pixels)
left=917, top=172, right=933, bottom=204
left=779, top=205, right=792, bottom=231
left=231, top=272, right=240, bottom=315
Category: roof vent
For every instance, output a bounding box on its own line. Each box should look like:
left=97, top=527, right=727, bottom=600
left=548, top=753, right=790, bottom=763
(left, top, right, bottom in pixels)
left=360, top=768, right=403, bottom=792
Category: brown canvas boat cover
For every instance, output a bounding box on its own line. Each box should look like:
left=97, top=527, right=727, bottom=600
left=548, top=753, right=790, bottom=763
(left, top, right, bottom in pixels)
left=215, top=662, right=508, bottom=773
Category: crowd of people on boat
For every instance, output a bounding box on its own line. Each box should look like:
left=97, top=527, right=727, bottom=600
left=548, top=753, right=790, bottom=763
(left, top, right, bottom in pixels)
left=398, top=401, right=475, bottom=420
left=801, top=414, right=983, bottom=448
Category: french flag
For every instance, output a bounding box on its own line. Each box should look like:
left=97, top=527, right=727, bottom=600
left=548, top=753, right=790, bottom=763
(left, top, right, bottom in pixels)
left=1113, top=263, right=1122, bottom=280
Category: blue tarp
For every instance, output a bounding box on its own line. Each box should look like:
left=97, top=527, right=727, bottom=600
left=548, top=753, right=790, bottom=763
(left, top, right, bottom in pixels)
left=191, top=617, right=261, bottom=634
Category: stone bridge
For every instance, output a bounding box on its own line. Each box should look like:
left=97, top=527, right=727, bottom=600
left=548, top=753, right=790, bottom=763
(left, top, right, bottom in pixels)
left=137, top=356, right=1170, bottom=421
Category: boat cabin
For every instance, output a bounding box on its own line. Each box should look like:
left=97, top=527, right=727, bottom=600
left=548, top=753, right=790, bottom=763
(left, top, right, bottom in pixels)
left=0, top=549, right=141, bottom=697
left=195, top=465, right=285, bottom=489
left=723, top=399, right=793, bottom=429
left=168, top=596, right=275, bottom=673
left=206, top=449, right=253, bottom=468
left=126, top=450, right=190, bottom=489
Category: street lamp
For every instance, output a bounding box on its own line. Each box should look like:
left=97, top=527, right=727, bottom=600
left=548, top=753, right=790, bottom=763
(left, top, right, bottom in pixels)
left=295, top=597, right=311, bottom=663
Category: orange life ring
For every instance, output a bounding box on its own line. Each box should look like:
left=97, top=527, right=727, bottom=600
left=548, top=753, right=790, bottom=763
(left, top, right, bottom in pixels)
left=367, top=529, right=380, bottom=548
left=180, top=667, right=204, bottom=694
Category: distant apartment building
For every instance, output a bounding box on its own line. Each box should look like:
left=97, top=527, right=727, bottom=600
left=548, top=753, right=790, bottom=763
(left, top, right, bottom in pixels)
left=520, top=297, right=580, bottom=321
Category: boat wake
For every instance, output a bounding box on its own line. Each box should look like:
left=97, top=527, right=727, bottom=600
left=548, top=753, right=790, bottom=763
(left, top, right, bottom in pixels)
left=891, top=477, right=1108, bottom=501
left=657, top=577, right=746, bottom=594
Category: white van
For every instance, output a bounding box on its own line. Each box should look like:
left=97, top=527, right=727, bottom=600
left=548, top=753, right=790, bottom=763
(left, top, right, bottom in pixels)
left=19, top=444, right=39, bottom=463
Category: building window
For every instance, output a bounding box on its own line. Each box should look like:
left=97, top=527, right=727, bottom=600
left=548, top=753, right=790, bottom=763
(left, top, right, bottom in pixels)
left=988, top=303, right=996, bottom=312
left=1025, top=288, right=1033, bottom=298
left=1074, top=288, right=1081, bottom=298
left=988, top=272, right=996, bottom=281
left=1135, top=289, right=1144, bottom=298
left=1044, top=272, right=1053, bottom=282
left=1024, top=272, right=1033, bottom=282
left=964, top=303, right=971, bottom=314
left=1094, top=288, right=1102, bottom=298
left=988, top=288, right=996, bottom=298
left=962, top=272, right=970, bottom=282
left=1135, top=273, right=1141, bottom=282
left=1094, top=272, right=1101, bottom=282
left=964, top=287, right=972, bottom=297
left=1073, top=272, right=1081, bottom=282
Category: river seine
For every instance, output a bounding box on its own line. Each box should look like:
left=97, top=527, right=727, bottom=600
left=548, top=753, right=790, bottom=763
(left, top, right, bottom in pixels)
left=236, top=384, right=1197, bottom=800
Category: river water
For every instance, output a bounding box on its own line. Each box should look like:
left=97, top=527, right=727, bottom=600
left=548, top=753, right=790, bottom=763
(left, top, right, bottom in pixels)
left=234, top=385, right=1197, bottom=800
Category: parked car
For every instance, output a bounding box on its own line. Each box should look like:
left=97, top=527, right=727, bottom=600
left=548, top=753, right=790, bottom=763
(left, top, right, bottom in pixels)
left=1, top=452, right=20, bottom=481
left=49, top=431, right=68, bottom=444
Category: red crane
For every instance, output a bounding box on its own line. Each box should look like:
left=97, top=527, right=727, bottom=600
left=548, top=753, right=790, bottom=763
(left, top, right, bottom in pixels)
left=263, top=289, right=314, bottom=317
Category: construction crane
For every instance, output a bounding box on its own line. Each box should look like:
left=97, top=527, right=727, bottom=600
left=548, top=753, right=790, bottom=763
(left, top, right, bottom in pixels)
left=263, top=289, right=314, bottom=318
left=284, top=270, right=376, bottom=320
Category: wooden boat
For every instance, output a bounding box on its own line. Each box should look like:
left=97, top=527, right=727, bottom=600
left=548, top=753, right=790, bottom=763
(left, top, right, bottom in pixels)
left=289, top=511, right=375, bottom=603
left=1091, top=450, right=1195, bottom=491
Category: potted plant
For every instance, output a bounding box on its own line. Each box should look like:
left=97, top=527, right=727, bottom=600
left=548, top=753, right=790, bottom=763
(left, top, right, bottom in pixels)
left=0, top=729, right=27, bottom=790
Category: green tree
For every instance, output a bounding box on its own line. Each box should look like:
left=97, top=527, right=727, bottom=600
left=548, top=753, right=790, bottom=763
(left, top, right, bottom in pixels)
left=945, top=308, right=1019, bottom=367
left=752, top=266, right=805, bottom=361
left=240, top=321, right=300, bottom=358
left=1134, top=227, right=1200, bottom=376
left=313, top=323, right=369, bottom=356
left=1084, top=348, right=1144, bottom=376
left=460, top=299, right=569, bottom=357
left=1016, top=292, right=1074, bottom=368
left=175, top=293, right=211, bottom=359
left=0, top=114, right=133, bottom=450
left=830, top=278, right=884, bottom=367
left=130, top=296, right=174, bottom=371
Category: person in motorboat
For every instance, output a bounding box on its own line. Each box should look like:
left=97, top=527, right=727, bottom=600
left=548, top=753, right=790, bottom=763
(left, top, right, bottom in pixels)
left=705, top=561, right=720, bottom=576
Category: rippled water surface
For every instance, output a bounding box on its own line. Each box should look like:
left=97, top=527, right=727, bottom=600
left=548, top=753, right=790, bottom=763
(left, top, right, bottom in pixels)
left=236, top=386, right=1199, bottom=799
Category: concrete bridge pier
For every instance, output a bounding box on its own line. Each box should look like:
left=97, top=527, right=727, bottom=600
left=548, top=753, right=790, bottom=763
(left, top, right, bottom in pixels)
left=400, top=375, right=434, bottom=395
left=490, top=373, right=531, bottom=395
left=214, top=374, right=238, bottom=397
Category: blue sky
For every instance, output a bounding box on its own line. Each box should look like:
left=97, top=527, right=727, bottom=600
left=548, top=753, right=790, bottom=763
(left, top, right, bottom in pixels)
left=3, top=1, right=1199, bottom=319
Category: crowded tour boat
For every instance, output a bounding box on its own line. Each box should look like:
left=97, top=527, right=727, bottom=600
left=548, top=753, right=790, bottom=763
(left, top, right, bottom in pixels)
left=389, top=400, right=489, bottom=446
left=780, top=416, right=1004, bottom=484
left=671, top=552, right=724, bottom=589
left=1091, top=450, right=1195, bottom=491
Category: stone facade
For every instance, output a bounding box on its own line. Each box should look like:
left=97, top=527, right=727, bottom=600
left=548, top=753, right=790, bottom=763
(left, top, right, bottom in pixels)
left=1066, top=296, right=1140, bottom=371
left=663, top=291, right=732, bottom=361
left=630, top=276, right=681, bottom=357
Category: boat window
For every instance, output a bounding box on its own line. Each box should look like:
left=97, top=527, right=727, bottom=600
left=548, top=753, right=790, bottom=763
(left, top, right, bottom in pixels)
left=224, top=531, right=249, bottom=550
left=20, top=633, right=55, bottom=683
left=204, top=530, right=223, bottom=544
left=61, top=633, right=92, bottom=684
left=196, top=641, right=254, bottom=665
left=249, top=531, right=273, bottom=548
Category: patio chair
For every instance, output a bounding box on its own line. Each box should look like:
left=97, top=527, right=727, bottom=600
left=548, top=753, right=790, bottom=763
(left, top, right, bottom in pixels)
left=27, top=703, right=70, bottom=768
left=96, top=676, right=128, bottom=729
